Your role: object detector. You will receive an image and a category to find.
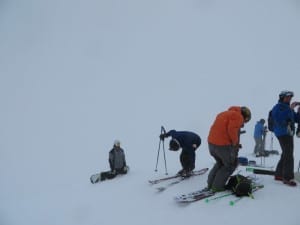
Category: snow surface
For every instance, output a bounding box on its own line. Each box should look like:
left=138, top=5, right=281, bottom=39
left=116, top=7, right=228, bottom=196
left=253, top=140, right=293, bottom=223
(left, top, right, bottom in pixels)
left=1, top=0, right=300, bottom=225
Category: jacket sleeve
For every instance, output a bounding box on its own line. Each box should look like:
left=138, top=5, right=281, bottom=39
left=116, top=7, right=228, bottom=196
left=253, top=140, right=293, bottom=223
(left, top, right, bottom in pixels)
left=227, top=116, right=244, bottom=146
left=165, top=130, right=176, bottom=138
left=122, top=149, right=127, bottom=167
left=109, top=150, right=114, bottom=170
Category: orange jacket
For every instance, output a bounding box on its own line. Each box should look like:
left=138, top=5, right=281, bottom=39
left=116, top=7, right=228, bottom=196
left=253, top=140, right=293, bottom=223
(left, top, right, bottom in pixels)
left=208, top=106, right=245, bottom=146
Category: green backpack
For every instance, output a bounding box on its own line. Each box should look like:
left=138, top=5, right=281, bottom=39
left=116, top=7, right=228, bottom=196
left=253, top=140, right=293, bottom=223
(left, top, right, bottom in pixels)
left=226, top=174, right=253, bottom=197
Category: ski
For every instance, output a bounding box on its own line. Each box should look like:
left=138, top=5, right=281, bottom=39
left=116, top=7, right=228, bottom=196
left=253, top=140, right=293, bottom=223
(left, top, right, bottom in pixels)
left=155, top=168, right=209, bottom=192
left=174, top=178, right=264, bottom=204
left=156, top=178, right=185, bottom=192
left=204, top=191, right=233, bottom=203
left=247, top=166, right=300, bottom=183
left=246, top=167, right=275, bottom=175
left=149, top=168, right=208, bottom=185
left=174, top=188, right=215, bottom=203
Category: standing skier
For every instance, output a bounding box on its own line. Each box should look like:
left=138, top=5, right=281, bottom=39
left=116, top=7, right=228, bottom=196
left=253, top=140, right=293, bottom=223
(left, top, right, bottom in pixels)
left=100, top=140, right=129, bottom=181
left=253, top=119, right=267, bottom=157
left=159, top=130, right=201, bottom=177
left=207, top=106, right=251, bottom=192
left=272, top=90, right=299, bottom=186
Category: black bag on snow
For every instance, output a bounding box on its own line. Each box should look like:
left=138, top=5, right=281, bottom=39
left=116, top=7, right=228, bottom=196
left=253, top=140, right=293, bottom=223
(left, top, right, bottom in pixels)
left=225, top=174, right=253, bottom=197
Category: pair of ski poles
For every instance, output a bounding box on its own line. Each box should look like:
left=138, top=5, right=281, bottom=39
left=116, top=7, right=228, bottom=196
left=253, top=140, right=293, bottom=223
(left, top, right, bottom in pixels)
left=154, top=126, right=168, bottom=175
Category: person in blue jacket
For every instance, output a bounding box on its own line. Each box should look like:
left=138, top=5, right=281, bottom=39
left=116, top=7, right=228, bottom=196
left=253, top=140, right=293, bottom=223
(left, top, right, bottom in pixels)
left=160, top=130, right=201, bottom=177
left=253, top=119, right=267, bottom=157
left=271, top=90, right=299, bottom=186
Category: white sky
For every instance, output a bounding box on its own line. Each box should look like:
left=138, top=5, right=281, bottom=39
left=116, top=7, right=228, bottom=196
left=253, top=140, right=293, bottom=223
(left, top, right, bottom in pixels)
left=1, top=1, right=300, bottom=225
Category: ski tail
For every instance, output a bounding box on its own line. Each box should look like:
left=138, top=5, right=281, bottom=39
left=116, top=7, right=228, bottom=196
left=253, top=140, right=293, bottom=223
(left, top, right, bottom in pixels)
left=246, top=167, right=275, bottom=175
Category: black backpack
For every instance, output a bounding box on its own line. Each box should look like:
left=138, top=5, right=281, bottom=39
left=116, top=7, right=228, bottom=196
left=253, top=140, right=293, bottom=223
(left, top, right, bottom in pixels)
left=226, top=174, right=253, bottom=197
left=267, top=110, right=274, bottom=132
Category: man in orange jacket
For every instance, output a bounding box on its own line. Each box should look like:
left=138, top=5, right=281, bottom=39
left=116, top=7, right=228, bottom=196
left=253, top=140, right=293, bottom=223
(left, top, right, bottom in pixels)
left=207, top=106, right=251, bottom=192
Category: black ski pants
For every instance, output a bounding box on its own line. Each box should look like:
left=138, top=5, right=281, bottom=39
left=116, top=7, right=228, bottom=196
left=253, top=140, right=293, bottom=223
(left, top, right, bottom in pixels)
left=275, top=135, right=294, bottom=180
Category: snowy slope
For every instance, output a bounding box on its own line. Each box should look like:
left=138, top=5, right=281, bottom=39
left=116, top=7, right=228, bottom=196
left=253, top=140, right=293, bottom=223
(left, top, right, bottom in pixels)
left=1, top=1, right=300, bottom=225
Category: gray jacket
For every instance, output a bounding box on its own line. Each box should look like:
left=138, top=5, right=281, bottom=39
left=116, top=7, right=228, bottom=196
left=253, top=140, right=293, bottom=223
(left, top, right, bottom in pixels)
left=109, top=147, right=126, bottom=170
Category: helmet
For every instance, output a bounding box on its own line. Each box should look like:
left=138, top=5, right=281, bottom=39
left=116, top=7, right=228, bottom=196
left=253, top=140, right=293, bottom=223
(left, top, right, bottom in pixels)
left=241, top=106, right=251, bottom=123
left=279, top=90, right=294, bottom=99
left=259, top=119, right=265, bottom=124
left=169, top=138, right=180, bottom=151
left=113, top=140, right=121, bottom=147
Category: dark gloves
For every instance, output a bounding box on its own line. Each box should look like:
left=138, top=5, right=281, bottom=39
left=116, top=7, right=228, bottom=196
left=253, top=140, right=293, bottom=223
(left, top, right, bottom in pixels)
left=159, top=133, right=166, bottom=140
left=296, top=127, right=300, bottom=138
left=233, top=144, right=242, bottom=151
left=123, top=166, right=129, bottom=172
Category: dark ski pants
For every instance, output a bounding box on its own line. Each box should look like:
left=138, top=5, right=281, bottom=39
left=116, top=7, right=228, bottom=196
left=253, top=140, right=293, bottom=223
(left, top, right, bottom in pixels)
left=100, top=168, right=127, bottom=181
left=275, top=135, right=294, bottom=180
left=254, top=137, right=264, bottom=154
left=180, top=151, right=195, bottom=172
left=207, top=143, right=238, bottom=191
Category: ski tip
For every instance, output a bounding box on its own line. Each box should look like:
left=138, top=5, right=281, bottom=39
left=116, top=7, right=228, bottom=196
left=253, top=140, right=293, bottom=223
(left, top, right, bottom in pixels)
left=156, top=187, right=165, bottom=192
left=148, top=180, right=157, bottom=185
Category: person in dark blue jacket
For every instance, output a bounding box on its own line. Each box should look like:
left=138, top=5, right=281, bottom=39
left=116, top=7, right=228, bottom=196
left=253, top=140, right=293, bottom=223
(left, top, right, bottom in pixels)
left=160, top=130, right=201, bottom=177
left=253, top=119, right=267, bottom=157
left=271, top=90, right=299, bottom=186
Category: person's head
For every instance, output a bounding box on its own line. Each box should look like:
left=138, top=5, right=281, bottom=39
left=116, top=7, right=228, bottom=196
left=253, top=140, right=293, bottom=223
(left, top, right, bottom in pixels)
left=169, top=138, right=180, bottom=151
left=259, top=118, right=265, bottom=124
left=279, top=90, right=294, bottom=103
left=241, top=106, right=251, bottom=123
left=113, top=139, right=121, bottom=148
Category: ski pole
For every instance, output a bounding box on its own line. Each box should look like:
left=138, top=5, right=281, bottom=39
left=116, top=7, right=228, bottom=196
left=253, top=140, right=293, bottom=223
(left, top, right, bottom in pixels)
left=155, top=126, right=168, bottom=174
left=155, top=138, right=162, bottom=172
left=205, top=192, right=232, bottom=203
left=162, top=140, right=168, bottom=175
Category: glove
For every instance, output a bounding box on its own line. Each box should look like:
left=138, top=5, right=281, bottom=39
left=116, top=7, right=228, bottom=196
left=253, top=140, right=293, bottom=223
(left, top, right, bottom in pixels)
left=159, top=133, right=166, bottom=140
left=291, top=101, right=300, bottom=109
left=287, top=123, right=294, bottom=136
left=296, top=128, right=300, bottom=138
left=233, top=144, right=242, bottom=151
left=123, top=166, right=128, bottom=172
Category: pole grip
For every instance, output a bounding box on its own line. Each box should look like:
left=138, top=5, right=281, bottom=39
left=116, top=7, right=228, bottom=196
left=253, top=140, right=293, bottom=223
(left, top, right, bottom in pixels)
left=161, top=126, right=166, bottom=134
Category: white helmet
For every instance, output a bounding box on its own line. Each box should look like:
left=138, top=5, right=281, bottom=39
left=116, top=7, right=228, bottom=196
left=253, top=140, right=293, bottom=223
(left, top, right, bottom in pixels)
left=279, top=90, right=294, bottom=98
left=113, top=139, right=121, bottom=147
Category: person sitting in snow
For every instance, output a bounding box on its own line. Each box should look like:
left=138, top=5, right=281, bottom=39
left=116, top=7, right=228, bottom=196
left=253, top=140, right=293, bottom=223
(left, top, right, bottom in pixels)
left=159, top=130, right=201, bottom=177
left=100, top=140, right=129, bottom=181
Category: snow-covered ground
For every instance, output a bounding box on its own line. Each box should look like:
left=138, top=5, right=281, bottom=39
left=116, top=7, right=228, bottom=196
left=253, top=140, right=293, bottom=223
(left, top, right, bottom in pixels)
left=1, top=1, right=300, bottom=225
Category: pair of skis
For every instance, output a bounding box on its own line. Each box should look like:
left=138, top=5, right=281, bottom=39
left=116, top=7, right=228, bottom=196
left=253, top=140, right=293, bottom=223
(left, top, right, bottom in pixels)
left=149, top=168, right=209, bottom=192
left=174, top=185, right=264, bottom=205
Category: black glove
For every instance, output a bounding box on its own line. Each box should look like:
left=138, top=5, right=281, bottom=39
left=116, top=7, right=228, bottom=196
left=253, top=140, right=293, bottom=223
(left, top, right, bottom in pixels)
left=233, top=144, right=242, bottom=151
left=296, top=127, right=300, bottom=138
left=159, top=133, right=166, bottom=140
